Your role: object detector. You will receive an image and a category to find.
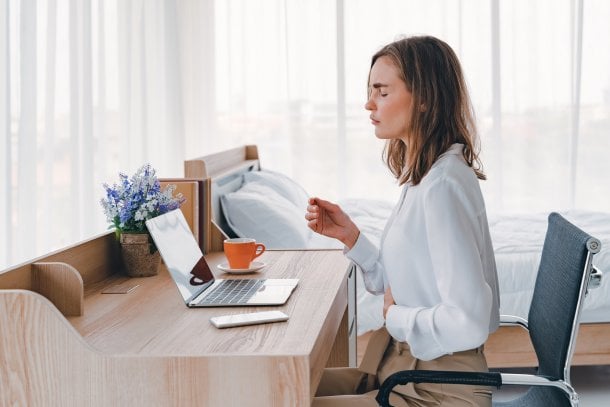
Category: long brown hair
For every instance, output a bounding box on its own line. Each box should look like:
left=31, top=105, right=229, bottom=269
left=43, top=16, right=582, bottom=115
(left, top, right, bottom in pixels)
left=371, top=36, right=485, bottom=185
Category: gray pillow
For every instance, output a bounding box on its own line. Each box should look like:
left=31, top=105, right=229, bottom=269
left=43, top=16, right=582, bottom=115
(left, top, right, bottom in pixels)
left=220, top=181, right=310, bottom=248
left=243, top=170, right=309, bottom=211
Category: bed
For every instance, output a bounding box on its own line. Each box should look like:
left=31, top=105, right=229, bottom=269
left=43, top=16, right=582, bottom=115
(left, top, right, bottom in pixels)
left=184, top=145, right=610, bottom=368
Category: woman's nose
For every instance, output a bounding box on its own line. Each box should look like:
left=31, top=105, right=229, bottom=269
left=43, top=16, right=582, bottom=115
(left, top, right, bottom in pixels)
left=365, top=98, right=374, bottom=111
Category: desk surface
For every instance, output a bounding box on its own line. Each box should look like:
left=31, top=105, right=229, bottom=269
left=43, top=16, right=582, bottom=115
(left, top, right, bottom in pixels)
left=60, top=249, right=350, bottom=406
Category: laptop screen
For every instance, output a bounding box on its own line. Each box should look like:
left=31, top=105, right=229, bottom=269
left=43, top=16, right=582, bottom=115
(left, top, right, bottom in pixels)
left=146, top=209, right=215, bottom=303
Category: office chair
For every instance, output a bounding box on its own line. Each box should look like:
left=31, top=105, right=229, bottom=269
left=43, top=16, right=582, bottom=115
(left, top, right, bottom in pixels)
left=376, top=212, right=603, bottom=407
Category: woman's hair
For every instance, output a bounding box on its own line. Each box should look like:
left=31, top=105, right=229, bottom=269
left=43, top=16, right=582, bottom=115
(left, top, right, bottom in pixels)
left=371, top=35, right=486, bottom=185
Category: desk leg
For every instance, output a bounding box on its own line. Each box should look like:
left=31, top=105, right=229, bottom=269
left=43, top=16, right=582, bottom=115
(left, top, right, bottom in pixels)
left=326, top=308, right=349, bottom=367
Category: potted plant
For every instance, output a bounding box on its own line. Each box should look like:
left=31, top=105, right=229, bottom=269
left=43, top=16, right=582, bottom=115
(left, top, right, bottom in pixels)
left=100, top=164, right=185, bottom=277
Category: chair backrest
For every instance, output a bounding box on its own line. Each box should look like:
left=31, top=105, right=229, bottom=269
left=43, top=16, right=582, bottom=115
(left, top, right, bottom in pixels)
left=528, top=212, right=600, bottom=379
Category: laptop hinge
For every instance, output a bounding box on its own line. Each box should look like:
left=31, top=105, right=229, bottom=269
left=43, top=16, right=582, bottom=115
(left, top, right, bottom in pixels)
left=186, top=280, right=216, bottom=306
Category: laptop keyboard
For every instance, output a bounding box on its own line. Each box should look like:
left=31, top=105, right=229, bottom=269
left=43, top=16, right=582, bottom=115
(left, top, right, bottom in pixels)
left=198, top=279, right=266, bottom=305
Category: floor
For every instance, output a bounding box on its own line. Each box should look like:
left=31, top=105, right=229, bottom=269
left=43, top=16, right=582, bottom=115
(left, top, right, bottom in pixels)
left=356, top=334, right=610, bottom=405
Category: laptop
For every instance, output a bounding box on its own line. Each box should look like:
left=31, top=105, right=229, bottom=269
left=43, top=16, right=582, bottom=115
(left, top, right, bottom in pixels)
left=145, top=209, right=298, bottom=307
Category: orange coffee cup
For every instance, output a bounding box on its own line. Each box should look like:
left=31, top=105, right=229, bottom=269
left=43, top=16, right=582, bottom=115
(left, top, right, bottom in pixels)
left=223, top=238, right=266, bottom=269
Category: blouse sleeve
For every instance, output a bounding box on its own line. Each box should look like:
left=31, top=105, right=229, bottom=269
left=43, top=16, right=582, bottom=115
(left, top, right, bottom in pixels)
left=344, top=232, right=385, bottom=295
left=385, top=176, right=493, bottom=360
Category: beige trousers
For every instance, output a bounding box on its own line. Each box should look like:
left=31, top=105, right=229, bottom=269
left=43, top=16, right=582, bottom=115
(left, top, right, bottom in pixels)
left=313, top=328, right=492, bottom=407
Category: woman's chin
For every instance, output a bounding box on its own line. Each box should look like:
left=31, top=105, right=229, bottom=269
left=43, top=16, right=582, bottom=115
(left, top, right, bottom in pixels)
left=375, top=132, right=396, bottom=140
left=374, top=131, right=389, bottom=140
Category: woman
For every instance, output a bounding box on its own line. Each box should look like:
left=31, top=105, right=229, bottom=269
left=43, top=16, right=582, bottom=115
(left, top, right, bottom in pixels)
left=306, top=36, right=500, bottom=406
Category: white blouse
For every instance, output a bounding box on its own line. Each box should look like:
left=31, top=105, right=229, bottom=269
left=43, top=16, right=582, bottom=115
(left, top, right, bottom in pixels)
left=346, top=143, right=500, bottom=361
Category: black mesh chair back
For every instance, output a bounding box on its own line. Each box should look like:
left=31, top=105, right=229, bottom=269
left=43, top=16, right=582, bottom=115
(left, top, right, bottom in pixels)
left=494, top=213, right=599, bottom=406
left=529, top=212, right=593, bottom=377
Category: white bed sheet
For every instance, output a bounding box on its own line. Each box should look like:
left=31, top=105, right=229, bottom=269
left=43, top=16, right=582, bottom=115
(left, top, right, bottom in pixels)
left=307, top=201, right=610, bottom=335
left=490, top=210, right=610, bottom=324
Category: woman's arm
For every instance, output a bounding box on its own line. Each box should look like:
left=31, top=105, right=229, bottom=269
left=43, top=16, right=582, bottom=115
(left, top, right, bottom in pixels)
left=306, top=197, right=386, bottom=294
left=305, top=197, right=360, bottom=248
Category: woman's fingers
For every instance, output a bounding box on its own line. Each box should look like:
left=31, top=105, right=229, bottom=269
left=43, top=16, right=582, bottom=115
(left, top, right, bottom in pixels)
left=305, top=203, right=320, bottom=231
left=317, top=199, right=336, bottom=213
left=307, top=197, right=336, bottom=235
left=310, top=196, right=336, bottom=211
left=305, top=203, right=319, bottom=220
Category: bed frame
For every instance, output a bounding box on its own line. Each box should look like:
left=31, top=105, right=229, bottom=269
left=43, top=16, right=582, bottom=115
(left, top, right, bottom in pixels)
left=185, top=145, right=260, bottom=253
left=184, top=145, right=610, bottom=368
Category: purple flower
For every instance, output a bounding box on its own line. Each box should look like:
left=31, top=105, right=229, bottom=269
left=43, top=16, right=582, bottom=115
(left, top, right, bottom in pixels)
left=100, top=163, right=185, bottom=234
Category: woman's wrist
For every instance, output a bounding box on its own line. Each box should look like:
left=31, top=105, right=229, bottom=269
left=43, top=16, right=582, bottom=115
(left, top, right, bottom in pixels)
left=342, top=226, right=360, bottom=250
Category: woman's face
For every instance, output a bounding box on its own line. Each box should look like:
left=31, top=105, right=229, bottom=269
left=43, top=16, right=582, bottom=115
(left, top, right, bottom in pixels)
left=365, top=56, right=413, bottom=142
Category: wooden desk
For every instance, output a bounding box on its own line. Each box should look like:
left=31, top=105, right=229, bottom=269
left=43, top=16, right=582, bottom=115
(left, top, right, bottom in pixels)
left=0, top=248, right=355, bottom=406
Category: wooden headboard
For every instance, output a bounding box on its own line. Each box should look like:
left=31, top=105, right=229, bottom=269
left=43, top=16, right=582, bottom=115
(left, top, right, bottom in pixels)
left=184, top=145, right=260, bottom=253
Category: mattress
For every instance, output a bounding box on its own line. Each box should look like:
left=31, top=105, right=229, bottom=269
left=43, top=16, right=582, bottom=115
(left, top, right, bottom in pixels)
left=489, top=210, right=610, bottom=324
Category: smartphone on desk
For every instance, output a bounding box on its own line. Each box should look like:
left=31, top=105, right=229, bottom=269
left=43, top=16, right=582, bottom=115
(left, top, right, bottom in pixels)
left=210, top=310, right=289, bottom=329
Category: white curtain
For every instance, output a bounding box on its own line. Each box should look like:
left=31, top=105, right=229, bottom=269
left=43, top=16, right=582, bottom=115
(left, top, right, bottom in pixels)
left=2, top=0, right=609, bottom=269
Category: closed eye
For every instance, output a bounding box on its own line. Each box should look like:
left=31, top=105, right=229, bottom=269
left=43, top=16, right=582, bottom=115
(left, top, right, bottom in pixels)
left=370, top=83, right=389, bottom=98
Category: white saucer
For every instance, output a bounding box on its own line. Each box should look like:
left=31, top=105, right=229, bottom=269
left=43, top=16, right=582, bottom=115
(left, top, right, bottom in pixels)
left=217, top=261, right=266, bottom=275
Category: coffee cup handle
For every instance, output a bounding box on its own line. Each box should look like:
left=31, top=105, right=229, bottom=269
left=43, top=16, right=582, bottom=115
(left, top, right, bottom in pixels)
left=253, top=243, right=266, bottom=259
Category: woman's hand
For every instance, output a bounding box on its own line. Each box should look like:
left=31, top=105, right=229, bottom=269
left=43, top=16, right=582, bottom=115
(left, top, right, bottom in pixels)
left=383, top=286, right=395, bottom=320
left=305, top=197, right=360, bottom=249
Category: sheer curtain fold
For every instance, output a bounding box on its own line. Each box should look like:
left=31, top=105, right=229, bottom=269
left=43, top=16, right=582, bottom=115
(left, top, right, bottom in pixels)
left=96, top=0, right=107, bottom=184
left=1, top=0, right=609, bottom=269
left=1, top=0, right=10, bottom=267
left=175, top=0, right=216, bottom=158
left=569, top=0, right=584, bottom=208
left=69, top=0, right=95, bottom=237
left=43, top=0, right=57, bottom=245
left=117, top=0, right=185, bottom=174
left=17, top=0, right=37, bottom=260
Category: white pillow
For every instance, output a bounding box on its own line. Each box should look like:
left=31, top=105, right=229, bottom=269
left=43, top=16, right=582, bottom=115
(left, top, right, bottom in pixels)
left=220, top=181, right=311, bottom=248
left=243, top=170, right=309, bottom=210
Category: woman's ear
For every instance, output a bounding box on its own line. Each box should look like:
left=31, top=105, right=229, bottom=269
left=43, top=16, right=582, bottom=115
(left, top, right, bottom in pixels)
left=419, top=104, right=426, bottom=112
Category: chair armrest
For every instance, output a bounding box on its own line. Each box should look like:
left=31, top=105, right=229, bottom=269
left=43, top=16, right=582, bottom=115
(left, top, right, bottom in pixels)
left=589, top=266, right=602, bottom=289
left=499, top=314, right=529, bottom=330
left=501, top=373, right=572, bottom=389
left=376, top=370, right=577, bottom=407
left=376, top=370, right=501, bottom=407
